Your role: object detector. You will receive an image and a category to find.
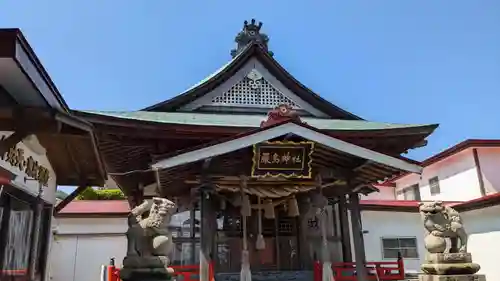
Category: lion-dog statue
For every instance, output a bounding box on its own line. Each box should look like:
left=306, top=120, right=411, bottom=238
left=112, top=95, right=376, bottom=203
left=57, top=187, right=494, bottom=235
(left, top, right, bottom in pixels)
left=126, top=197, right=177, bottom=259
left=419, top=201, right=467, bottom=253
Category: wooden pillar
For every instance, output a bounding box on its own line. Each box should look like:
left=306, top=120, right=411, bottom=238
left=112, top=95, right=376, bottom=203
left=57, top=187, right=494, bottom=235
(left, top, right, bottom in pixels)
left=295, top=216, right=302, bottom=269
left=28, top=195, right=43, bottom=280
left=0, top=191, right=11, bottom=273
left=190, top=206, right=196, bottom=265
left=40, top=207, right=53, bottom=281
left=199, top=191, right=217, bottom=280
left=199, top=159, right=214, bottom=281
left=348, top=193, right=368, bottom=281
left=199, top=190, right=211, bottom=281
left=338, top=194, right=352, bottom=262
left=274, top=215, right=280, bottom=270
left=297, top=196, right=311, bottom=268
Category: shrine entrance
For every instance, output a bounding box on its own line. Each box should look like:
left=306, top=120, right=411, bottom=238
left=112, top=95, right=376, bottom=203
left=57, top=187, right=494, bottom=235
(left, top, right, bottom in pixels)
left=81, top=19, right=437, bottom=281
left=146, top=108, right=421, bottom=281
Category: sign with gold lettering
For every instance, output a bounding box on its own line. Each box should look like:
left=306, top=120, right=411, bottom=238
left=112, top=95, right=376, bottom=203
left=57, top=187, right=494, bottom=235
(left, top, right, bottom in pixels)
left=251, top=141, right=314, bottom=179
left=0, top=137, right=50, bottom=186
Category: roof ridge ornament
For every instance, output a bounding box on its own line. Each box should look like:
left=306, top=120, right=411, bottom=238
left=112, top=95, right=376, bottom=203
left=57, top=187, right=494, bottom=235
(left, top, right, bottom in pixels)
left=260, top=104, right=305, bottom=128
left=231, top=19, right=273, bottom=58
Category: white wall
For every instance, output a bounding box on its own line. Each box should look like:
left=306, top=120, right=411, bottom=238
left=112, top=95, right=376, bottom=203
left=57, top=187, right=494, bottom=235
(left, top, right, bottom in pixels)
left=461, top=205, right=500, bottom=281
left=50, top=206, right=500, bottom=281
left=360, top=211, right=424, bottom=274
left=50, top=212, right=427, bottom=277
left=361, top=186, right=396, bottom=200
left=0, top=131, right=57, bottom=204
left=54, top=217, right=128, bottom=235
left=360, top=206, right=500, bottom=280
left=476, top=147, right=500, bottom=194
left=395, top=148, right=483, bottom=201
left=49, top=217, right=128, bottom=281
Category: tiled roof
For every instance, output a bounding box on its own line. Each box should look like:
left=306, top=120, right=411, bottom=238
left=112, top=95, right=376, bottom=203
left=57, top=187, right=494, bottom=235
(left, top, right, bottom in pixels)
left=57, top=200, right=130, bottom=215
left=140, top=43, right=363, bottom=120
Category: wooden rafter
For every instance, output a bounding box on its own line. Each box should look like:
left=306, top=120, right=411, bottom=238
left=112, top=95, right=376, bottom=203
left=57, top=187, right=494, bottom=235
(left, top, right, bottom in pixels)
left=53, top=185, right=87, bottom=214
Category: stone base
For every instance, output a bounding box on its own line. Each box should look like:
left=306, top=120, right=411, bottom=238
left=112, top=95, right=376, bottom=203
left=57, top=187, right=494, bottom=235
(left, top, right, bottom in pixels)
left=422, top=253, right=481, bottom=275
left=419, top=274, right=486, bottom=281
left=119, top=267, right=174, bottom=281
left=426, top=253, right=473, bottom=264
left=123, top=256, right=171, bottom=268
left=120, top=256, right=174, bottom=281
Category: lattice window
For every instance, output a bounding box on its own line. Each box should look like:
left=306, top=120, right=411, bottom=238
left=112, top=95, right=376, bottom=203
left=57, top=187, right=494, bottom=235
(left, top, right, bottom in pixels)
left=211, top=69, right=300, bottom=108
left=382, top=237, right=419, bottom=259
left=429, top=176, right=441, bottom=195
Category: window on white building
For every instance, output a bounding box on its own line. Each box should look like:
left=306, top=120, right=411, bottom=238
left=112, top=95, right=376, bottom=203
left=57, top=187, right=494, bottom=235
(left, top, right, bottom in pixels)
left=381, top=237, right=419, bottom=259
left=429, top=177, right=441, bottom=195
left=396, top=184, right=421, bottom=200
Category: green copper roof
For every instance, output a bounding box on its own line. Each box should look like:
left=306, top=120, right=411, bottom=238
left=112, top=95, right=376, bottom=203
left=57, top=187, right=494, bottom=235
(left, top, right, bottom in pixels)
left=169, top=45, right=247, bottom=98
left=81, top=110, right=436, bottom=131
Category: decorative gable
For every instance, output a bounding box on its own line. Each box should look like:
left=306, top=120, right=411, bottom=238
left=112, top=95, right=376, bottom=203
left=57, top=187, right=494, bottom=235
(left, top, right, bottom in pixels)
left=211, top=69, right=300, bottom=109
left=180, top=58, right=328, bottom=117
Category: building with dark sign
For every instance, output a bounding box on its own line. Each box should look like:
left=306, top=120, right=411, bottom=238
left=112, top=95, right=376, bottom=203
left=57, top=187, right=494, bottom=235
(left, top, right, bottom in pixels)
left=69, top=20, right=438, bottom=281
left=0, top=29, right=106, bottom=281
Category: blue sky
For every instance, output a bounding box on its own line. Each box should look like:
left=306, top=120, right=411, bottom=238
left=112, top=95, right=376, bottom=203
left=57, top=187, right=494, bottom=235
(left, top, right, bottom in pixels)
left=1, top=1, right=499, bottom=191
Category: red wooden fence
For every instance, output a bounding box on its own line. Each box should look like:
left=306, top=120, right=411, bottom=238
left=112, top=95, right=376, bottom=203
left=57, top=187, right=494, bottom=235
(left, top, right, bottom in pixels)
left=104, top=262, right=214, bottom=281
left=103, top=258, right=403, bottom=281
left=313, top=257, right=405, bottom=281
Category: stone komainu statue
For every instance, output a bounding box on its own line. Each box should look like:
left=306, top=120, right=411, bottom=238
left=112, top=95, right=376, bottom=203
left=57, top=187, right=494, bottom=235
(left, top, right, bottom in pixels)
left=126, top=197, right=176, bottom=258
left=419, top=201, right=467, bottom=253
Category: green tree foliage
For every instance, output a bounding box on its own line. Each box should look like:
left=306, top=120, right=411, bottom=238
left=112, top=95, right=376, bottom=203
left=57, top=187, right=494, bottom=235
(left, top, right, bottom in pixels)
left=55, top=190, right=68, bottom=199
left=77, top=187, right=125, bottom=200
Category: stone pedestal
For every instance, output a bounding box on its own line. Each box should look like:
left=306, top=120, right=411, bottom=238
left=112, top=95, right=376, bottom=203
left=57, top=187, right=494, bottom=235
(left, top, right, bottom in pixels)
left=419, top=253, right=486, bottom=281
left=119, top=256, right=174, bottom=281
left=419, top=274, right=486, bottom=281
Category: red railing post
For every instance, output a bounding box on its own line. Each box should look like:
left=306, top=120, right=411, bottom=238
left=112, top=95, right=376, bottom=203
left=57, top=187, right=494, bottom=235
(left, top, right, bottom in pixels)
left=209, top=262, right=215, bottom=281
left=107, top=258, right=119, bottom=281
left=313, top=260, right=322, bottom=281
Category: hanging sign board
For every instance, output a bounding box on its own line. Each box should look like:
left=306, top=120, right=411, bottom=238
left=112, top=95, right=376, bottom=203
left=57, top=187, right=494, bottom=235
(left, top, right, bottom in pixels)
left=251, top=141, right=314, bottom=179
left=0, top=138, right=50, bottom=186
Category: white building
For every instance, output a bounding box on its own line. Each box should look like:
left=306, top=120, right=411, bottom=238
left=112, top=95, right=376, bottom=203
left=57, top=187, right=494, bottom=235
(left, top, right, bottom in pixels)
left=391, top=139, right=500, bottom=202
left=50, top=139, right=500, bottom=281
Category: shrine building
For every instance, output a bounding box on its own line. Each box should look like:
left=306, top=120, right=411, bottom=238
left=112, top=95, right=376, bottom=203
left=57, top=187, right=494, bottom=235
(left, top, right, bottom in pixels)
left=0, top=29, right=106, bottom=281
left=59, top=19, right=440, bottom=281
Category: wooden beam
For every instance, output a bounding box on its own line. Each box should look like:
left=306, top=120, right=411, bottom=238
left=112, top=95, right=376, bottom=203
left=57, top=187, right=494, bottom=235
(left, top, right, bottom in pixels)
left=54, top=112, right=92, bottom=133
left=472, top=148, right=487, bottom=196
left=0, top=107, right=59, bottom=131
left=0, top=107, right=52, bottom=119
left=53, top=185, right=87, bottom=214
left=0, top=107, right=65, bottom=155
left=152, top=122, right=423, bottom=173
left=318, top=166, right=355, bottom=181
left=184, top=179, right=318, bottom=186
left=0, top=131, right=28, bottom=155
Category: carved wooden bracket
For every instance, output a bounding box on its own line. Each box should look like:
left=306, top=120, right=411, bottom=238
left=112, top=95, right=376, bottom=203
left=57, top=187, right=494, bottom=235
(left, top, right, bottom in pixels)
left=260, top=104, right=305, bottom=128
